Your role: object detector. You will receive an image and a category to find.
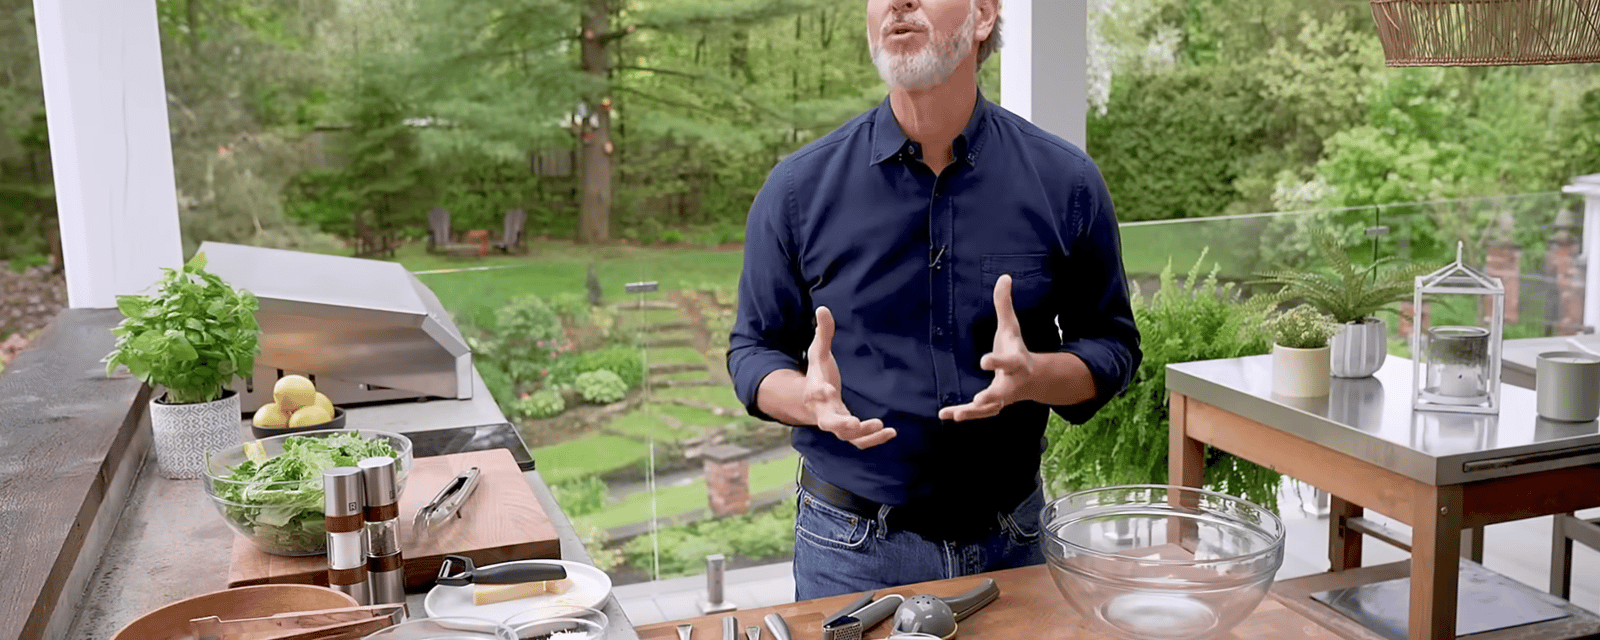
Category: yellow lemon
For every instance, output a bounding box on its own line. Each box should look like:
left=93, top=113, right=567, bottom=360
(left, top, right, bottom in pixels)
left=288, top=405, right=332, bottom=428
left=313, top=392, right=335, bottom=418
left=273, top=375, right=317, bottom=411
left=252, top=403, right=290, bottom=428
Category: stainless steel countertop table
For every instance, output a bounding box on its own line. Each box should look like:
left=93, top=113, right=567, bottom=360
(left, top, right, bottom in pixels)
left=1167, top=354, right=1600, bottom=640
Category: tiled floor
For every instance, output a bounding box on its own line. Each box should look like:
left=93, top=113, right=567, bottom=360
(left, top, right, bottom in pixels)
left=614, top=481, right=1600, bottom=628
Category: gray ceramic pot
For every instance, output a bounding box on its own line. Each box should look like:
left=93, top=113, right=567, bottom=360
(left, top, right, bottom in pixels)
left=1330, top=317, right=1388, bottom=378
left=148, top=389, right=241, bottom=479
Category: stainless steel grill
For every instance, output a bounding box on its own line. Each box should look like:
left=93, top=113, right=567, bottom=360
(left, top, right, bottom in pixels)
left=200, top=242, right=473, bottom=408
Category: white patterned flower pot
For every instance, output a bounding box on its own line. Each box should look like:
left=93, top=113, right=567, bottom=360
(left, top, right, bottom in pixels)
left=1330, top=317, right=1388, bottom=378
left=1273, top=344, right=1331, bottom=398
left=149, top=390, right=242, bottom=479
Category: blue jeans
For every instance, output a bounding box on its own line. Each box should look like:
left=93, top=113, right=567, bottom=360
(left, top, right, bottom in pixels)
left=792, top=485, right=1046, bottom=600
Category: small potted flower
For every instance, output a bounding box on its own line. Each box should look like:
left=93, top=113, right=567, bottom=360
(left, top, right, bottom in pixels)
left=1269, top=304, right=1341, bottom=398
left=1252, top=229, right=1436, bottom=378
left=104, top=253, right=259, bottom=478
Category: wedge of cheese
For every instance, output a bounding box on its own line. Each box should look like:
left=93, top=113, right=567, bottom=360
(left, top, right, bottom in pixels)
left=472, top=578, right=575, bottom=606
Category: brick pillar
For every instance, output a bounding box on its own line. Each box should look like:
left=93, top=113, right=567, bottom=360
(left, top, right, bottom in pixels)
left=703, top=444, right=751, bottom=517
left=1485, top=241, right=1520, bottom=325
left=1399, top=301, right=1429, bottom=342
left=1549, top=212, right=1585, bottom=336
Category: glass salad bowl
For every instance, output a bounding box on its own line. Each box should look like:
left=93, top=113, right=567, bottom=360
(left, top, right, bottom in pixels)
left=203, top=428, right=412, bottom=556
left=1042, top=485, right=1285, bottom=640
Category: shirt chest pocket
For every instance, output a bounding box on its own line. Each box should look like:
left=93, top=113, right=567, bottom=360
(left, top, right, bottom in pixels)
left=980, top=253, right=1052, bottom=311
left=980, top=253, right=1057, bottom=349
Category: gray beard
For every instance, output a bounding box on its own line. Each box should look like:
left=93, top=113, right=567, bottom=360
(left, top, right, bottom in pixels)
left=871, top=9, right=975, bottom=90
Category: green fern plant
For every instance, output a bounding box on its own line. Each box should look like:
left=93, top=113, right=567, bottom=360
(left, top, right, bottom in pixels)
left=1252, top=229, right=1435, bottom=324
left=1043, top=250, right=1283, bottom=512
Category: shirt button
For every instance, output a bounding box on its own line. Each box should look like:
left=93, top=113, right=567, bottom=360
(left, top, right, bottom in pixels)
left=933, top=327, right=945, bottom=337
left=943, top=393, right=958, bottom=405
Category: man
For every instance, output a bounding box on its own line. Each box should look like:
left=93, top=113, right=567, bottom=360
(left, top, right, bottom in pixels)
left=727, top=0, right=1141, bottom=599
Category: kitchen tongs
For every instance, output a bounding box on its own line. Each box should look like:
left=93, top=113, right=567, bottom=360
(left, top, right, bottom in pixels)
left=190, top=603, right=405, bottom=640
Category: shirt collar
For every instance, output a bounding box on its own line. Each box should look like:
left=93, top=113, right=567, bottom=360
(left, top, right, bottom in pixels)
left=869, top=90, right=991, bottom=166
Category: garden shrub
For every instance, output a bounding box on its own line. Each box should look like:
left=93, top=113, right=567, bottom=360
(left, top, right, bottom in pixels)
left=576, top=370, right=628, bottom=404
left=478, top=294, right=571, bottom=389
left=514, top=388, right=566, bottom=420
left=550, top=475, right=608, bottom=518
left=551, top=347, right=644, bottom=390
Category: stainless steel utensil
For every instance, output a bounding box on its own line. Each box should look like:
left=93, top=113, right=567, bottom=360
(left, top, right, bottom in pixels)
left=676, top=623, right=694, bottom=640
left=819, top=594, right=902, bottom=640
left=721, top=615, right=737, bottom=640
left=412, top=466, right=481, bottom=538
left=762, top=613, right=791, bottom=640
left=745, top=625, right=761, bottom=640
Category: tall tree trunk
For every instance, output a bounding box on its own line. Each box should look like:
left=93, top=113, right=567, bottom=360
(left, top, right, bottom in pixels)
left=730, top=30, right=753, bottom=83
left=579, top=0, right=612, bottom=243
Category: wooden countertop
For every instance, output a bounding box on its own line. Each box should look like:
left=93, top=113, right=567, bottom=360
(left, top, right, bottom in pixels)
left=636, top=565, right=1344, bottom=640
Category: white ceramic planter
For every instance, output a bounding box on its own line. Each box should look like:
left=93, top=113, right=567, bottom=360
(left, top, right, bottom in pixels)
left=1273, top=344, right=1331, bottom=398
left=149, top=390, right=242, bottom=479
left=1330, top=317, right=1388, bottom=378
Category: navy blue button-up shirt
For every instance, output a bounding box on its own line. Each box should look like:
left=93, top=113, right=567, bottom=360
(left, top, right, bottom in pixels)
left=727, top=93, right=1141, bottom=514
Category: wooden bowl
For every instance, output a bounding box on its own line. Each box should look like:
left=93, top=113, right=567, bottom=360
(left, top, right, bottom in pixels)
left=250, top=406, right=346, bottom=440
left=109, top=584, right=358, bottom=640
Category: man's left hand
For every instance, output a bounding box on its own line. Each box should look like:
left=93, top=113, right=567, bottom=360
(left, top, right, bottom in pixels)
left=939, top=274, right=1038, bottom=421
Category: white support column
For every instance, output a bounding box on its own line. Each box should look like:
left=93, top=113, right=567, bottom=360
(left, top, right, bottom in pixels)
left=998, top=0, right=1088, bottom=150
left=1567, top=174, right=1600, bottom=331
left=33, top=0, right=183, bottom=309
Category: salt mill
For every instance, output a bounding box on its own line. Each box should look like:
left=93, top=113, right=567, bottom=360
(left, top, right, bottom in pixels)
left=359, top=455, right=405, bottom=606
left=324, top=466, right=370, bottom=605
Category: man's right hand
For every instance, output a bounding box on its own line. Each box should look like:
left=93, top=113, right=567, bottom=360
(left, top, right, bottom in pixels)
left=806, top=306, right=896, bottom=448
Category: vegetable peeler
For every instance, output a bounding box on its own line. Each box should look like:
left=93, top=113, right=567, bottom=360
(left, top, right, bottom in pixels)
left=435, top=554, right=567, bottom=586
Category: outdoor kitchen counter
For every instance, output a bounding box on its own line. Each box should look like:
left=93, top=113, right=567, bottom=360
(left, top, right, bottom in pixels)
left=1167, top=354, right=1600, bottom=640
left=636, top=565, right=1345, bottom=640
left=64, top=371, right=643, bottom=640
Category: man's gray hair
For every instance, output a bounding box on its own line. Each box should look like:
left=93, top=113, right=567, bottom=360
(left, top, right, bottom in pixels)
left=977, top=14, right=1002, bottom=68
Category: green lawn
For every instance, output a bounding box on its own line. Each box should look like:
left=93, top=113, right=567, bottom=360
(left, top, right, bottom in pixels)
left=650, top=403, right=729, bottom=430
left=651, top=385, right=743, bottom=409
left=534, top=435, right=651, bottom=484
left=584, top=452, right=800, bottom=530
left=608, top=411, right=688, bottom=441
left=644, top=346, right=705, bottom=366
left=396, top=242, right=744, bottom=330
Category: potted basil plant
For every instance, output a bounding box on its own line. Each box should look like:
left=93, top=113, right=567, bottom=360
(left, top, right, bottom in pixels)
left=1253, top=229, right=1435, bottom=378
left=104, top=253, right=260, bottom=479
left=1269, top=304, right=1341, bottom=398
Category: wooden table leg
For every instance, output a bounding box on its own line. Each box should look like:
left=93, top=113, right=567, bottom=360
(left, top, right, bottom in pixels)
left=1410, top=485, right=1463, bottom=640
left=1460, top=525, right=1484, bottom=563
left=1169, top=393, right=1205, bottom=551
left=1550, top=512, right=1574, bottom=598
left=1329, top=496, right=1363, bottom=572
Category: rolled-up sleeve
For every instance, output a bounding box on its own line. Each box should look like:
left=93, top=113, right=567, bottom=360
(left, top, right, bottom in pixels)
left=727, top=163, right=811, bottom=423
left=1052, top=163, right=1142, bottom=424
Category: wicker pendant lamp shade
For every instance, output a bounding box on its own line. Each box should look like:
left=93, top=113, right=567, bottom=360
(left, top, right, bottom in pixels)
left=1370, top=0, right=1600, bottom=66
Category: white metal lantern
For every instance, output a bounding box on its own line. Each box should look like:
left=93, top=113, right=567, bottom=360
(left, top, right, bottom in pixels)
left=1411, top=242, right=1505, bottom=414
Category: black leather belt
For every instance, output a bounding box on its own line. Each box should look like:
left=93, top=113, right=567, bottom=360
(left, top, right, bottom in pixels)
left=798, top=465, right=1035, bottom=542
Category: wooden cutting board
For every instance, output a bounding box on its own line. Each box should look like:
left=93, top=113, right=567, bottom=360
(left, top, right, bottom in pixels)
left=227, top=448, right=560, bottom=591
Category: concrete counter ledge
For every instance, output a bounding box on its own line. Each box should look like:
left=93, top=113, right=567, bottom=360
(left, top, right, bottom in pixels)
left=0, top=310, right=639, bottom=640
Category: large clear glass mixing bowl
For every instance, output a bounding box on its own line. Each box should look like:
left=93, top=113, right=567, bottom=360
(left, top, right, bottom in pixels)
left=1042, top=485, right=1285, bottom=640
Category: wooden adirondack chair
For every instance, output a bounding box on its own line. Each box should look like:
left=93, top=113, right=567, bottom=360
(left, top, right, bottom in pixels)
left=493, top=209, right=527, bottom=254
left=426, top=207, right=480, bottom=256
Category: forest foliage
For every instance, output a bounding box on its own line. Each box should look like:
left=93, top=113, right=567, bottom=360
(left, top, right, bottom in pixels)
left=0, top=0, right=1596, bottom=259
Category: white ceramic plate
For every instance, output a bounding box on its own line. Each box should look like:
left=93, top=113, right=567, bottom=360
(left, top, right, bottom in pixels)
left=423, top=560, right=612, bottom=623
